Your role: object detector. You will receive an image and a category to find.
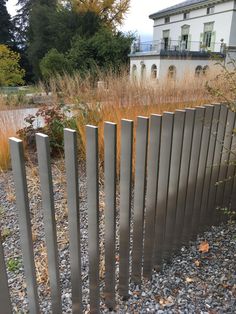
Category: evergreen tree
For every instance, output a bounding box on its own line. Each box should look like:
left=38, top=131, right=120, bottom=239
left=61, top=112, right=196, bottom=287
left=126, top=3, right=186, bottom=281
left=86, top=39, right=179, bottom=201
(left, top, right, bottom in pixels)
left=0, top=0, right=13, bottom=45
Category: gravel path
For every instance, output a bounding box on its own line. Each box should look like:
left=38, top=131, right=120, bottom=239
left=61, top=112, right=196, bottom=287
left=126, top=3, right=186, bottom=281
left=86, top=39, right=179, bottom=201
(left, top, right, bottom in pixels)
left=0, top=163, right=236, bottom=313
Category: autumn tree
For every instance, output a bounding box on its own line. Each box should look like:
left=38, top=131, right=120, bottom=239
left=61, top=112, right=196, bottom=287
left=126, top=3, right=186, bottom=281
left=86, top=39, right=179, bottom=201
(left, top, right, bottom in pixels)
left=0, top=45, right=25, bottom=86
left=70, top=0, right=130, bottom=29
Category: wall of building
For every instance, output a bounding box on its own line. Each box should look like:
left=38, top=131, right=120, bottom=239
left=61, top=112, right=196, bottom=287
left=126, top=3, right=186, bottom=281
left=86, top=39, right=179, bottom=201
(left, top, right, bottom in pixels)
left=152, top=0, right=234, bottom=49
left=130, top=56, right=218, bottom=81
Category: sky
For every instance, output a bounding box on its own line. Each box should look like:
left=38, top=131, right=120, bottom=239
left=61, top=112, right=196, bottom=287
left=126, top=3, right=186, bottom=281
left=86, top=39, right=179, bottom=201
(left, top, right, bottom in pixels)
left=6, top=0, right=182, bottom=41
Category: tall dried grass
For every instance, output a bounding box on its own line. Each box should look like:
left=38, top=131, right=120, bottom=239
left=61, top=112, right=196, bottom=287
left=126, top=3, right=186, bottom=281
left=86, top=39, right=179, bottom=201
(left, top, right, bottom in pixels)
left=46, top=69, right=219, bottom=107
left=0, top=111, right=24, bottom=170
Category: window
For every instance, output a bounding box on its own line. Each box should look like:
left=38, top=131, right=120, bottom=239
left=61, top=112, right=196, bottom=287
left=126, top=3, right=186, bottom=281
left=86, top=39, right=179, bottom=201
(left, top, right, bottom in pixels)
left=132, top=65, right=137, bottom=81
left=207, top=6, right=215, bottom=14
left=195, top=66, right=203, bottom=77
left=151, top=65, right=157, bottom=79
left=168, top=65, right=176, bottom=79
left=183, top=12, right=190, bottom=19
left=141, top=64, right=146, bottom=81
left=203, top=22, right=214, bottom=48
left=162, top=30, right=170, bottom=50
left=165, top=16, right=170, bottom=23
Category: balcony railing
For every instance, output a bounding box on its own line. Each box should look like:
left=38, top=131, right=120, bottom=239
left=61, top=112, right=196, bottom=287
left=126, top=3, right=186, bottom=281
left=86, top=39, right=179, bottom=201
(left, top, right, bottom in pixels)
left=130, top=40, right=226, bottom=55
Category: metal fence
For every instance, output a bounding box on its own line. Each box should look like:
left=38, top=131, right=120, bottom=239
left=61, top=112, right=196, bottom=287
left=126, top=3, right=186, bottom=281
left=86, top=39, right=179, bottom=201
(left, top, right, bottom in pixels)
left=1, top=103, right=236, bottom=313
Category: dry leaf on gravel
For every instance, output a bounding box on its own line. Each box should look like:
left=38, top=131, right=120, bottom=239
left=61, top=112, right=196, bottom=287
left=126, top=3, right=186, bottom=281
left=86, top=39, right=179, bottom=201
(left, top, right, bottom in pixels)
left=198, top=241, right=210, bottom=253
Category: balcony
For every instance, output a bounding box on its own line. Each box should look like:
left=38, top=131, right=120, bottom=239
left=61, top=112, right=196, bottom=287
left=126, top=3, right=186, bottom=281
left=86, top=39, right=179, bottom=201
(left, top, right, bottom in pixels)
left=130, top=40, right=226, bottom=58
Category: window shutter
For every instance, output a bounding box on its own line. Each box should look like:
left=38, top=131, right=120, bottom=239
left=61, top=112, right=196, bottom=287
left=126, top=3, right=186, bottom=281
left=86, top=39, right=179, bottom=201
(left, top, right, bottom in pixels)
left=210, top=31, right=216, bottom=51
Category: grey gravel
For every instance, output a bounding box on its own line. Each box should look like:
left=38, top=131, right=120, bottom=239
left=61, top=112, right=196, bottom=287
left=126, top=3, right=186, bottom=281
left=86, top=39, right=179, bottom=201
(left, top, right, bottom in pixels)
left=0, top=163, right=236, bottom=313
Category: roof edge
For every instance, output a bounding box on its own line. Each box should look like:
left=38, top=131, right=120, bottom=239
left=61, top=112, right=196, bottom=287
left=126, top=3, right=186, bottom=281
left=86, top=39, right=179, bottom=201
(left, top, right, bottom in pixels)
left=149, top=0, right=225, bottom=20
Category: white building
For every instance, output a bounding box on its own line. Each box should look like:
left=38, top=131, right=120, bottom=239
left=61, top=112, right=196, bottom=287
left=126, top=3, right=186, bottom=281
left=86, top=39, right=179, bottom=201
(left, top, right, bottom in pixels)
left=129, top=0, right=236, bottom=81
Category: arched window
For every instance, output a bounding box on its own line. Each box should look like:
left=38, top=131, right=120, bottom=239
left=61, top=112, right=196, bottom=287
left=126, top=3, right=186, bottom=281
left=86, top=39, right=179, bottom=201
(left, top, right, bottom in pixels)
left=195, top=66, right=203, bottom=77
left=203, top=65, right=209, bottom=76
left=141, top=63, right=146, bottom=81
left=151, top=64, right=157, bottom=79
left=168, top=65, right=176, bottom=79
left=132, top=65, right=137, bottom=81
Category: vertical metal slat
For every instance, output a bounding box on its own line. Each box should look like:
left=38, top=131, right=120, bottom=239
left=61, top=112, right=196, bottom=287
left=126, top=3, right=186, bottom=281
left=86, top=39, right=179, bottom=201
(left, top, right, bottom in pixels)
left=131, top=116, right=149, bottom=284
left=191, top=105, right=214, bottom=236
left=173, top=108, right=195, bottom=250
left=10, top=138, right=40, bottom=313
left=119, top=119, right=133, bottom=298
left=36, top=133, right=62, bottom=314
left=0, top=231, right=12, bottom=314
left=163, top=110, right=185, bottom=261
left=86, top=126, right=100, bottom=314
left=104, top=122, right=117, bottom=310
left=153, top=112, right=174, bottom=269
left=64, top=129, right=83, bottom=314
left=181, top=107, right=205, bottom=244
left=143, top=114, right=162, bottom=279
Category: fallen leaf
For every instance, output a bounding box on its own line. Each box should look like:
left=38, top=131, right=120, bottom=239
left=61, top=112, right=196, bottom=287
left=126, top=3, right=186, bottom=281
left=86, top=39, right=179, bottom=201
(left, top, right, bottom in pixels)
left=195, top=260, right=201, bottom=267
left=198, top=241, right=210, bottom=253
left=185, top=277, right=194, bottom=283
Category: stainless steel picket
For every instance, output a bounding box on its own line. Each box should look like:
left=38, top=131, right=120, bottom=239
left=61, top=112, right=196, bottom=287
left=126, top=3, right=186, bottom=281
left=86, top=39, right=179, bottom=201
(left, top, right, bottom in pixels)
left=131, top=116, right=149, bottom=284
left=104, top=122, right=117, bottom=310
left=119, top=119, right=133, bottom=298
left=9, top=138, right=40, bottom=314
left=64, top=129, right=83, bottom=314
left=86, top=126, right=100, bottom=314
left=36, top=133, right=62, bottom=314
left=0, top=232, right=12, bottom=314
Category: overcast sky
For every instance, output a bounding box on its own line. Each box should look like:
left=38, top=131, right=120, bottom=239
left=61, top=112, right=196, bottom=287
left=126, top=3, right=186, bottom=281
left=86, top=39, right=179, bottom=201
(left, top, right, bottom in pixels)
left=6, top=0, right=181, bottom=40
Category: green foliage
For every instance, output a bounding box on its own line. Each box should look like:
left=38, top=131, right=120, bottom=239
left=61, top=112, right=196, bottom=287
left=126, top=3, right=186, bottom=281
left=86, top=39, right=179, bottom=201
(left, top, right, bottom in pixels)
left=40, top=49, right=73, bottom=79
left=7, top=258, right=21, bottom=272
left=0, top=45, right=25, bottom=86
left=40, top=28, right=133, bottom=79
left=17, top=105, right=78, bottom=155
left=1, top=228, right=11, bottom=240
left=28, top=4, right=101, bottom=79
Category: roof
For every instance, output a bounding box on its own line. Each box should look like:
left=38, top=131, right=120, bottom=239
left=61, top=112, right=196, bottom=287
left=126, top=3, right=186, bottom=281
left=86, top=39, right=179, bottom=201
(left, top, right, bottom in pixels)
left=149, top=0, right=223, bottom=19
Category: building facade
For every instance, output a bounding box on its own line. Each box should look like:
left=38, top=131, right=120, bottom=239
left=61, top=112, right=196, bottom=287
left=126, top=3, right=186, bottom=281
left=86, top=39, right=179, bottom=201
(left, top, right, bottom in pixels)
left=130, top=0, right=236, bottom=81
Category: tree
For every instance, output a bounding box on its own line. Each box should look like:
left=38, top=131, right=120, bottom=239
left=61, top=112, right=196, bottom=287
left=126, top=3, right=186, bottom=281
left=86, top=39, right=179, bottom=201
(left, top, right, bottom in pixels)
left=0, top=0, right=13, bottom=45
left=40, top=48, right=73, bottom=79
left=27, top=4, right=101, bottom=79
left=40, top=28, right=133, bottom=79
left=0, top=45, right=25, bottom=86
left=70, top=0, right=130, bottom=29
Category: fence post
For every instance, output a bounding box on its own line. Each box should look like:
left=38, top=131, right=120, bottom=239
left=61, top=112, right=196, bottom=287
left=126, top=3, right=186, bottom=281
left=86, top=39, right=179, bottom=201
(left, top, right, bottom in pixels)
left=143, top=115, right=162, bottom=279
left=86, top=126, right=100, bottom=314
left=119, top=119, right=133, bottom=298
left=131, top=116, right=149, bottom=284
left=163, top=110, right=185, bottom=261
left=191, top=105, right=214, bottom=236
left=199, top=105, right=221, bottom=227
left=153, top=112, right=174, bottom=269
left=224, top=116, right=236, bottom=208
left=173, top=108, right=195, bottom=251
left=206, top=105, right=228, bottom=225
left=181, top=107, right=205, bottom=244
left=36, top=133, right=62, bottom=314
left=215, top=110, right=236, bottom=211
left=9, top=137, right=40, bottom=313
left=0, top=231, right=12, bottom=314
left=104, top=122, right=117, bottom=310
left=64, top=129, right=83, bottom=314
